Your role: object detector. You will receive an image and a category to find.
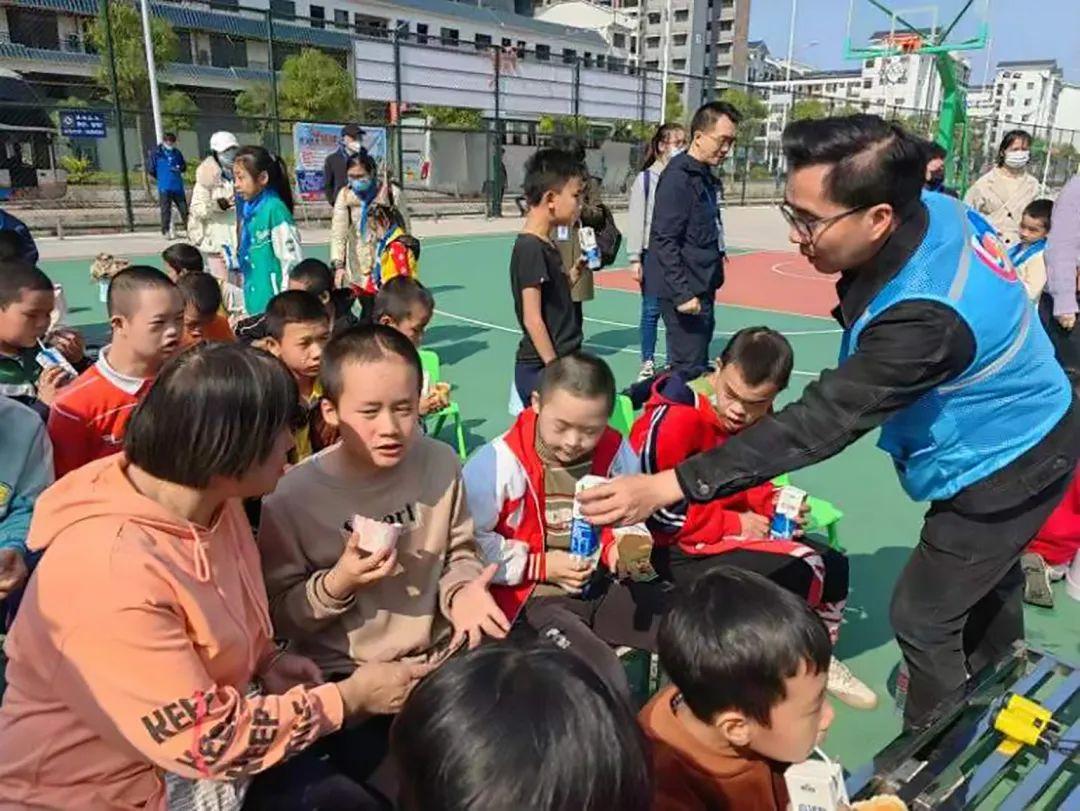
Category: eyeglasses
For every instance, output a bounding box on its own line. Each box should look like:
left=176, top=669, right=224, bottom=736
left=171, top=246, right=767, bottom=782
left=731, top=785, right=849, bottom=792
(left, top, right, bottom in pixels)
left=700, top=131, right=737, bottom=150
left=779, top=202, right=869, bottom=244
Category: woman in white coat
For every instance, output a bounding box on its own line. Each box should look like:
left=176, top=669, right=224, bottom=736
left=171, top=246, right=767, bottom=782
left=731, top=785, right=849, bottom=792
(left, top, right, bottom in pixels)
left=964, top=129, right=1040, bottom=247
left=626, top=123, right=686, bottom=381
left=188, top=131, right=243, bottom=317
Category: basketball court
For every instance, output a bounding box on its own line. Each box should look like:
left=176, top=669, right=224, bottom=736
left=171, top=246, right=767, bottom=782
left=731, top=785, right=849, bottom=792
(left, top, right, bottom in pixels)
left=33, top=222, right=1080, bottom=800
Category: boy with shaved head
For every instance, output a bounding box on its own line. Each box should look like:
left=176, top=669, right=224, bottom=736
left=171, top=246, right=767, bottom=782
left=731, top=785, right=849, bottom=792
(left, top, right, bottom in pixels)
left=48, top=267, right=184, bottom=477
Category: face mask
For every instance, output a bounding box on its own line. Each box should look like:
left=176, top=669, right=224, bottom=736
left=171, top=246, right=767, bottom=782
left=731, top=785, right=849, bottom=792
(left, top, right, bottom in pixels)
left=668, top=146, right=685, bottom=160
left=344, top=140, right=361, bottom=154
left=350, top=177, right=374, bottom=196
left=216, top=149, right=237, bottom=178
left=163, top=143, right=175, bottom=151
left=1004, top=150, right=1030, bottom=169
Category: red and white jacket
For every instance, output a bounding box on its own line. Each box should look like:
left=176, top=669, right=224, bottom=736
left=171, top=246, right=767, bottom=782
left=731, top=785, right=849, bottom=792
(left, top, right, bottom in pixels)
left=462, top=408, right=649, bottom=621
left=630, top=374, right=777, bottom=556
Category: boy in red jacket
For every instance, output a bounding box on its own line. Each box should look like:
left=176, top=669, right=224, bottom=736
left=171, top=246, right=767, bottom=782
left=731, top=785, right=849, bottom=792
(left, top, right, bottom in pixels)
left=464, top=352, right=668, bottom=697
left=631, top=327, right=876, bottom=710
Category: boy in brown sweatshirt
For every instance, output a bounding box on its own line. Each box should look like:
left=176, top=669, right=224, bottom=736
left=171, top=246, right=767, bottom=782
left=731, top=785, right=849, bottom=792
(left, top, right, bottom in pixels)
left=258, top=323, right=509, bottom=785
left=640, top=566, right=836, bottom=811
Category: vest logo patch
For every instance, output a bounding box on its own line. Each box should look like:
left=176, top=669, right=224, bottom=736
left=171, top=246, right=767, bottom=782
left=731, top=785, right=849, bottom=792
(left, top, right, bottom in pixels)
left=0, top=481, right=11, bottom=518
left=970, top=228, right=1018, bottom=282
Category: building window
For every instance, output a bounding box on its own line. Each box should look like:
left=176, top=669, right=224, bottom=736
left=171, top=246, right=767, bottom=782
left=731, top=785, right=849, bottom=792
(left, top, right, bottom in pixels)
left=175, top=31, right=193, bottom=63
left=536, top=44, right=550, bottom=61
left=333, top=9, right=347, bottom=29
left=716, top=66, right=729, bottom=77
left=562, top=48, right=577, bottom=64
left=865, top=58, right=875, bottom=68
left=441, top=27, right=459, bottom=47
left=475, top=33, right=492, bottom=51
left=270, top=0, right=295, bottom=20
left=673, top=33, right=687, bottom=46
left=645, top=59, right=659, bottom=69
left=517, top=40, right=527, bottom=57
left=720, top=19, right=733, bottom=32
left=1027, top=81, right=1035, bottom=90
left=502, top=37, right=512, bottom=48
left=863, top=79, right=873, bottom=88
left=584, top=52, right=593, bottom=67
left=648, top=12, right=661, bottom=24
left=895, top=97, right=905, bottom=105
left=354, top=14, right=388, bottom=38
left=210, top=33, right=247, bottom=67
left=674, top=9, right=688, bottom=21
left=415, top=22, right=428, bottom=43
left=613, top=32, right=626, bottom=48
left=309, top=4, right=324, bottom=29
left=673, top=58, right=686, bottom=70
left=646, top=36, right=661, bottom=49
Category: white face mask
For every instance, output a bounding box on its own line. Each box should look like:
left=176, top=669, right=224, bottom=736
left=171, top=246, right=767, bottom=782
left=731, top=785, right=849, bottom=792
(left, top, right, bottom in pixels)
left=1004, top=150, right=1030, bottom=169
left=667, top=146, right=685, bottom=160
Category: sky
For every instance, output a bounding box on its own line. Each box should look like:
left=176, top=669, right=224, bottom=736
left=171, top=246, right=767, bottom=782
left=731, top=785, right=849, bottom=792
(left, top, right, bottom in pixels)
left=748, top=0, right=1080, bottom=84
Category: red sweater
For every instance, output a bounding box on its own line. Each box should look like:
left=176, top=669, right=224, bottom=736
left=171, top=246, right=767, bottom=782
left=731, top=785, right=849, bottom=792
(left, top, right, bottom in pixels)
left=1029, top=464, right=1080, bottom=566
left=629, top=374, right=776, bottom=555
left=47, top=351, right=151, bottom=478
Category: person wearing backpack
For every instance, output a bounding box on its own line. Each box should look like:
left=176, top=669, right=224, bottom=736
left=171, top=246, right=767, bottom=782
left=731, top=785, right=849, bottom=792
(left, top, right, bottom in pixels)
left=371, top=204, right=420, bottom=289
left=627, top=123, right=686, bottom=381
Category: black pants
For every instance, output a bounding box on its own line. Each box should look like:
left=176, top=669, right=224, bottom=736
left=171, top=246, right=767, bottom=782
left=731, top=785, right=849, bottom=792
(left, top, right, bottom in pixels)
left=243, top=713, right=392, bottom=810
left=514, top=361, right=545, bottom=405
left=1038, top=292, right=1080, bottom=381
left=890, top=471, right=1071, bottom=728
left=516, top=578, right=671, bottom=698
left=159, top=190, right=188, bottom=234
left=660, top=295, right=715, bottom=379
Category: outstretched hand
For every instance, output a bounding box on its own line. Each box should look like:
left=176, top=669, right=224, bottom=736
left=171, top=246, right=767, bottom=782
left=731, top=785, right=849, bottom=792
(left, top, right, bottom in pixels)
left=448, top=564, right=510, bottom=650
left=577, top=470, right=685, bottom=527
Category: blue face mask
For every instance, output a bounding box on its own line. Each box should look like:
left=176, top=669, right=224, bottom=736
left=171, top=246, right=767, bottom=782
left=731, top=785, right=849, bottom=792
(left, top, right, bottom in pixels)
left=350, top=177, right=374, bottom=196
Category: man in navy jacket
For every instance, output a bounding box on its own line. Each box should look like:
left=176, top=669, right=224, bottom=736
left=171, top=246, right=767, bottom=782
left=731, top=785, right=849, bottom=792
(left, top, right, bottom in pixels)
left=147, top=133, right=187, bottom=238
left=643, top=101, right=740, bottom=379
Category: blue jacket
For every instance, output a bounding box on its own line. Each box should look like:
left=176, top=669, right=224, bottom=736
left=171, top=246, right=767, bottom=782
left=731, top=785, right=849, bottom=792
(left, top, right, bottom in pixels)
left=0, top=208, right=38, bottom=265
left=0, top=397, right=52, bottom=562
left=840, top=192, right=1071, bottom=502
left=643, top=152, right=725, bottom=305
left=148, top=144, right=186, bottom=194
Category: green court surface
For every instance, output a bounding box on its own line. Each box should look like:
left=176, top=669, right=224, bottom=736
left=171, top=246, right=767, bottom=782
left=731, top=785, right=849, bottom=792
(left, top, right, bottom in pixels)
left=41, top=233, right=1080, bottom=785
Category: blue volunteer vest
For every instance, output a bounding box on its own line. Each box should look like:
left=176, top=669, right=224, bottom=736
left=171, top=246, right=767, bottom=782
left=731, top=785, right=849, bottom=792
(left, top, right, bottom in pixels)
left=839, top=192, right=1070, bottom=502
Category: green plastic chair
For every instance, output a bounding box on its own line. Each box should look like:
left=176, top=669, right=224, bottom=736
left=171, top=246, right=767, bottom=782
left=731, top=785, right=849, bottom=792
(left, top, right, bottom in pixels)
left=609, top=393, right=636, bottom=436
left=418, top=348, right=467, bottom=460
left=771, top=473, right=845, bottom=551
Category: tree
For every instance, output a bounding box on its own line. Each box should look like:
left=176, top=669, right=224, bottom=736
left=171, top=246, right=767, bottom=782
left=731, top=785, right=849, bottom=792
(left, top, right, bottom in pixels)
left=664, top=82, right=685, bottom=126
left=719, top=88, right=767, bottom=147
left=421, top=106, right=484, bottom=131
left=161, top=90, right=197, bottom=133
left=538, top=114, right=589, bottom=140
left=278, top=48, right=354, bottom=122
left=89, top=1, right=177, bottom=110
left=790, top=98, right=829, bottom=122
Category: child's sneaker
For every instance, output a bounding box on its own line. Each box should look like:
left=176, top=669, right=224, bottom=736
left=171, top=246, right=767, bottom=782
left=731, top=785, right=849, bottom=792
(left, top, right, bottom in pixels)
left=827, top=656, right=878, bottom=710
left=1021, top=552, right=1054, bottom=608
left=637, top=359, right=655, bottom=382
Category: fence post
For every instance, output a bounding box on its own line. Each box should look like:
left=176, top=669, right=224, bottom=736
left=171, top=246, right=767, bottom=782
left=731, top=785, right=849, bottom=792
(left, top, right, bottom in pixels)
left=489, top=45, right=502, bottom=218
left=392, top=27, right=404, bottom=186
left=573, top=58, right=581, bottom=132
left=101, top=0, right=134, bottom=232
left=265, top=10, right=281, bottom=154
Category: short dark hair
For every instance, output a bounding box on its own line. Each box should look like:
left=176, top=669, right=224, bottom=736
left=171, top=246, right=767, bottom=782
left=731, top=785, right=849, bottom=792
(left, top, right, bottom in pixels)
left=690, top=100, right=742, bottom=138
left=391, top=643, right=652, bottom=811
left=523, top=148, right=586, bottom=207
left=177, top=271, right=222, bottom=319
left=289, top=258, right=335, bottom=299
left=106, top=266, right=176, bottom=317
left=163, top=132, right=176, bottom=142
left=369, top=203, right=406, bottom=232
left=161, top=243, right=204, bottom=276
left=0, top=261, right=52, bottom=308
left=782, top=114, right=925, bottom=212
left=997, top=129, right=1032, bottom=167
left=124, top=343, right=300, bottom=489
left=1023, top=198, right=1053, bottom=229
left=373, top=276, right=435, bottom=324
left=658, top=566, right=831, bottom=726
left=320, top=323, right=422, bottom=404
left=719, top=327, right=794, bottom=390
left=345, top=150, right=377, bottom=178
left=0, top=230, right=24, bottom=263
left=924, top=140, right=948, bottom=161
left=537, top=352, right=616, bottom=414
left=264, top=290, right=329, bottom=342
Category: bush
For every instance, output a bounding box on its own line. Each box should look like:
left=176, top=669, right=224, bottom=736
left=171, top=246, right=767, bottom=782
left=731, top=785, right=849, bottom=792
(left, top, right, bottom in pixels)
left=59, top=154, right=94, bottom=184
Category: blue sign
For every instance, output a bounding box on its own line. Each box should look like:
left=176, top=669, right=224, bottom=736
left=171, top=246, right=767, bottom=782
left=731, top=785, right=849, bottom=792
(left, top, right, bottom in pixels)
left=59, top=111, right=107, bottom=139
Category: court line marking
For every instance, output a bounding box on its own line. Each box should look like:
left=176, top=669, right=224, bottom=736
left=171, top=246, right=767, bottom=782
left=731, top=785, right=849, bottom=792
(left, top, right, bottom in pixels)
left=582, top=314, right=841, bottom=336
left=593, top=283, right=838, bottom=321
left=433, top=308, right=821, bottom=378
left=770, top=259, right=835, bottom=283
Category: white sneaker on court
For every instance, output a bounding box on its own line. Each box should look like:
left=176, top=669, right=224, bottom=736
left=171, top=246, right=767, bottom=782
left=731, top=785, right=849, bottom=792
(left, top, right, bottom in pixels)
left=827, top=656, right=878, bottom=710
left=638, top=359, right=656, bottom=381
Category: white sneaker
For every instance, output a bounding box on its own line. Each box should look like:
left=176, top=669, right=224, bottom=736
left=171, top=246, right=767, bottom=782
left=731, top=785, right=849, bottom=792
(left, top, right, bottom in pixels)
left=637, top=359, right=656, bottom=382
left=827, top=656, right=878, bottom=710
left=1021, top=552, right=1054, bottom=608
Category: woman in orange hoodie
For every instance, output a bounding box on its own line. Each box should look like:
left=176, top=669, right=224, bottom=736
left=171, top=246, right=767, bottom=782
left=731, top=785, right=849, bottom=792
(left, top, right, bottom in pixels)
left=0, top=343, right=428, bottom=810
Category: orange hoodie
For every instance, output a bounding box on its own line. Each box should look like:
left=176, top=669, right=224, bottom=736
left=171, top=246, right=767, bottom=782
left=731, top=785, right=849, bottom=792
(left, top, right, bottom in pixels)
left=0, top=455, right=344, bottom=811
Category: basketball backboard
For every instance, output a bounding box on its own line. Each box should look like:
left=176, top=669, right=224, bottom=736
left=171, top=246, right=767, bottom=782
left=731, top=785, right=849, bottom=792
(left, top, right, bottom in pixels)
left=844, top=0, right=990, bottom=58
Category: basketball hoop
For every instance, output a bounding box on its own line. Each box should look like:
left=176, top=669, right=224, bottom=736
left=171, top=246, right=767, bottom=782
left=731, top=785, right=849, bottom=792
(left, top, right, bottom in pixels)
left=888, top=32, right=924, bottom=54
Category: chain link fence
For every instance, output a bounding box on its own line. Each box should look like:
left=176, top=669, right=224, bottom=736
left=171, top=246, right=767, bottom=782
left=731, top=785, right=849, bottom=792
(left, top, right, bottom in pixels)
left=1, top=0, right=1077, bottom=234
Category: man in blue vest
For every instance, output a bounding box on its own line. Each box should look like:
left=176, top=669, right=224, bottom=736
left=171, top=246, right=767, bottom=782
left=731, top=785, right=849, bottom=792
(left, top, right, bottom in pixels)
left=580, top=115, right=1080, bottom=729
